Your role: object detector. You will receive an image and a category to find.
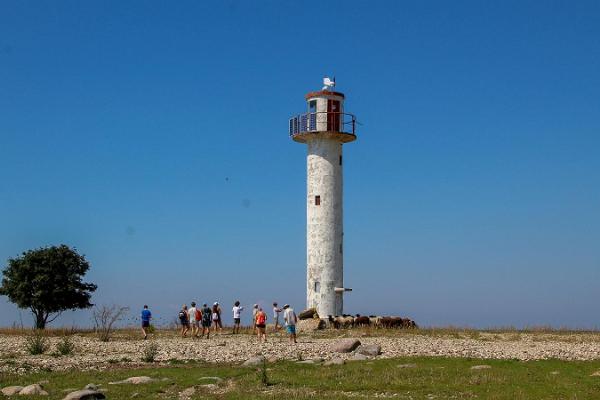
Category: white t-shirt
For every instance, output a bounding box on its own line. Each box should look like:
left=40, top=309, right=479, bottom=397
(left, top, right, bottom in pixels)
left=284, top=308, right=296, bottom=326
left=232, top=306, right=244, bottom=319
left=188, top=307, right=197, bottom=322
left=273, top=307, right=281, bottom=318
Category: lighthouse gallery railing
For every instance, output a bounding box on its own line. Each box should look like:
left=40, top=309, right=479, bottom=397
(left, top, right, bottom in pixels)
left=289, top=112, right=356, bottom=137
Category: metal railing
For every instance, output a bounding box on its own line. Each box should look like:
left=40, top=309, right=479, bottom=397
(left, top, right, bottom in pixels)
left=289, top=112, right=356, bottom=137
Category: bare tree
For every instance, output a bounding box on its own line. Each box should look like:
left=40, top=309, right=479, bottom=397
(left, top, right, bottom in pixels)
left=93, top=304, right=129, bottom=342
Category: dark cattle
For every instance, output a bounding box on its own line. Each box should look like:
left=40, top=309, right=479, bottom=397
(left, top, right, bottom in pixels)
left=354, top=315, right=370, bottom=327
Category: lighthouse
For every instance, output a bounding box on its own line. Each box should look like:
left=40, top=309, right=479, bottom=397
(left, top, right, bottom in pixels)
left=289, top=78, right=356, bottom=318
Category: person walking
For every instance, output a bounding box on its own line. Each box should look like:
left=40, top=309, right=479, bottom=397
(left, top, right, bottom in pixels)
left=211, top=302, right=221, bottom=332
left=255, top=307, right=267, bottom=343
left=141, top=305, right=152, bottom=340
left=200, top=303, right=212, bottom=339
left=283, top=304, right=298, bottom=343
left=179, top=304, right=190, bottom=338
left=188, top=302, right=199, bottom=338
left=252, top=304, right=259, bottom=334
left=272, top=302, right=282, bottom=331
left=232, top=301, right=244, bottom=334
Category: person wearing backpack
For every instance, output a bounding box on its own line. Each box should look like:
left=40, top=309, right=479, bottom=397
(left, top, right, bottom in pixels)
left=255, top=307, right=268, bottom=343
left=200, top=303, right=212, bottom=339
left=178, top=304, right=190, bottom=338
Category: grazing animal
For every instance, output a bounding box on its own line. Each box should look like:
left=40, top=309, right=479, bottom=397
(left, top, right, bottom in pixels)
left=354, top=315, right=370, bottom=327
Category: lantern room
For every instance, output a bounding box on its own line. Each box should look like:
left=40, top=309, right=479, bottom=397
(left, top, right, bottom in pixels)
left=289, top=90, right=357, bottom=143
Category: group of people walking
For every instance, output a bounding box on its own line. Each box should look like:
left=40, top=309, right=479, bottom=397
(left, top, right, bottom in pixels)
left=140, top=301, right=298, bottom=343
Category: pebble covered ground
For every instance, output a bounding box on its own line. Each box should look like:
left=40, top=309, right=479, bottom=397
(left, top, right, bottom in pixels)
left=2, top=328, right=600, bottom=374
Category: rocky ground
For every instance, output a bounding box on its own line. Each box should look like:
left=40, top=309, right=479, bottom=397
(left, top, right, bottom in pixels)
left=2, top=326, right=600, bottom=374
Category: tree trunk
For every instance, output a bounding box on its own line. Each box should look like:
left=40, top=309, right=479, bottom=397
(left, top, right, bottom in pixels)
left=33, top=311, right=46, bottom=329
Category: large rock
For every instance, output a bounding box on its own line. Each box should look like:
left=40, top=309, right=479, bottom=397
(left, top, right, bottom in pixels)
left=1, top=386, right=23, bottom=396
left=62, top=389, right=106, bottom=400
left=298, top=308, right=318, bottom=320
left=352, top=353, right=368, bottom=361
left=297, top=318, right=325, bottom=332
left=242, top=355, right=265, bottom=367
left=19, top=384, right=48, bottom=395
left=356, top=344, right=381, bottom=356
left=333, top=338, right=361, bottom=353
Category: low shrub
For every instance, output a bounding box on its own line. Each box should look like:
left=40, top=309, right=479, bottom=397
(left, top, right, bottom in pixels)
left=141, top=342, right=159, bottom=363
left=25, top=331, right=50, bottom=355
left=56, top=335, right=75, bottom=356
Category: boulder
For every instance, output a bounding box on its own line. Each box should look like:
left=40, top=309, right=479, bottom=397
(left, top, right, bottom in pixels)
left=298, top=308, right=318, bottom=320
left=19, top=384, right=48, bottom=395
left=297, top=319, right=326, bottom=332
left=242, top=355, right=265, bottom=367
left=352, top=353, right=368, bottom=361
left=1, top=386, right=23, bottom=396
left=356, top=344, right=381, bottom=356
left=62, top=389, right=106, bottom=400
left=84, top=384, right=98, bottom=391
left=332, top=338, right=361, bottom=353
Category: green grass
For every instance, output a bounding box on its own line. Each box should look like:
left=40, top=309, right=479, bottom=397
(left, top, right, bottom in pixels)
left=2, top=357, right=600, bottom=399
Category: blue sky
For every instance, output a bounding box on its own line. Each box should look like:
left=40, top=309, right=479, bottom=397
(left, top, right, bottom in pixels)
left=1, top=1, right=599, bottom=329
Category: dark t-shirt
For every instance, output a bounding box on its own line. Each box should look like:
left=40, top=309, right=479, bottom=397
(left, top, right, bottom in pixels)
left=202, top=307, right=212, bottom=324
left=179, top=310, right=188, bottom=323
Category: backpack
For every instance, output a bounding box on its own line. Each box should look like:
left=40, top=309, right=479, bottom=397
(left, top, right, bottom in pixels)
left=195, top=309, right=201, bottom=321
left=256, top=312, right=266, bottom=325
left=178, top=310, right=186, bottom=320
left=202, top=308, right=211, bottom=323
left=212, top=312, right=219, bottom=321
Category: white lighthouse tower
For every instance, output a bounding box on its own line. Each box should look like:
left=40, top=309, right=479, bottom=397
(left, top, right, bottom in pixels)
left=289, top=78, right=356, bottom=317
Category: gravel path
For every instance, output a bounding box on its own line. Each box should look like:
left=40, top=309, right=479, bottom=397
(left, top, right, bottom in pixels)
left=2, top=330, right=600, bottom=374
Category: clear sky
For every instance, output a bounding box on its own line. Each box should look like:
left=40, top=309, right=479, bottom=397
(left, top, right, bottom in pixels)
left=1, top=1, right=599, bottom=329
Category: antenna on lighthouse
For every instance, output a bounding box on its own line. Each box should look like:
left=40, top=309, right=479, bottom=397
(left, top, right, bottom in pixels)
left=322, top=76, right=336, bottom=91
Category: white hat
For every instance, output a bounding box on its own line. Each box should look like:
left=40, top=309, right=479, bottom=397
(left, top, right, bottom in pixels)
left=214, top=302, right=219, bottom=306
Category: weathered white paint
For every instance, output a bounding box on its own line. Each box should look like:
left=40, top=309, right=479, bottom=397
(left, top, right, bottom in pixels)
left=306, top=136, right=344, bottom=317
left=297, top=90, right=353, bottom=318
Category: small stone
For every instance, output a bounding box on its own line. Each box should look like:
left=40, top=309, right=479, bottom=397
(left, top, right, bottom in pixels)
left=324, top=358, right=345, bottom=366
left=179, top=387, right=195, bottom=398
left=397, top=363, right=417, bottom=369
left=356, top=344, right=381, bottom=356
left=130, top=393, right=139, bottom=398
left=470, top=365, right=492, bottom=370
left=550, top=371, right=560, bottom=375
left=242, top=355, right=265, bottom=367
left=199, top=377, right=223, bottom=383
left=19, top=384, right=48, bottom=395
left=109, top=376, right=154, bottom=385
left=590, top=370, right=600, bottom=376
left=333, top=339, right=361, bottom=353
left=296, top=360, right=316, bottom=364
left=2, top=386, right=23, bottom=396
left=84, top=384, right=98, bottom=391
left=62, top=389, right=106, bottom=400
